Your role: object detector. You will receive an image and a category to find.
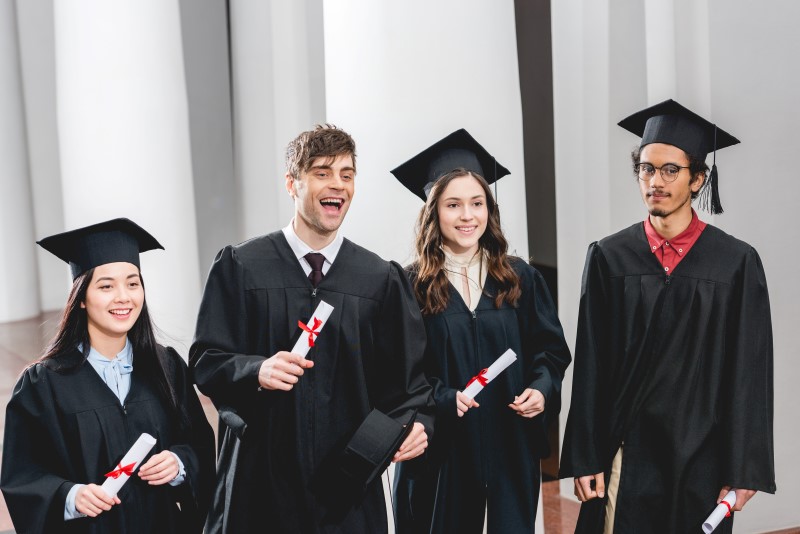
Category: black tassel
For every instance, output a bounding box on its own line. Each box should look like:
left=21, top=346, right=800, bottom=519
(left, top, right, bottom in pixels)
left=709, top=163, right=723, bottom=214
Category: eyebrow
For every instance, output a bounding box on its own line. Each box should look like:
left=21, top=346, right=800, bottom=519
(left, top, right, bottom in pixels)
left=443, top=195, right=486, bottom=201
left=309, top=165, right=356, bottom=172
left=639, top=161, right=684, bottom=166
left=94, top=274, right=141, bottom=283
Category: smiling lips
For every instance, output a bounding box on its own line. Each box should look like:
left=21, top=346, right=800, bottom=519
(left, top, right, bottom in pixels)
left=109, top=309, right=132, bottom=319
left=320, top=198, right=344, bottom=212
left=455, top=225, right=478, bottom=235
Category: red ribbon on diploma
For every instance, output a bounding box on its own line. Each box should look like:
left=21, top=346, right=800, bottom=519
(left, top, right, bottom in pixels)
left=466, top=368, right=489, bottom=388
left=298, top=317, right=323, bottom=347
left=722, top=500, right=733, bottom=517
left=104, top=462, right=136, bottom=479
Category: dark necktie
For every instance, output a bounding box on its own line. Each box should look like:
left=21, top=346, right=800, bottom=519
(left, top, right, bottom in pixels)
left=305, top=252, right=325, bottom=287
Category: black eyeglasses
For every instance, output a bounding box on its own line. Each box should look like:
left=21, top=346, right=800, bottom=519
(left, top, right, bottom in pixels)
left=635, top=162, right=690, bottom=183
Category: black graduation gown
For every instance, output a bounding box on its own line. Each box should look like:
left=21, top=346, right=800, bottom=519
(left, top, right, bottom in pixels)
left=393, top=258, right=572, bottom=534
left=560, top=223, right=775, bottom=533
left=189, top=231, right=434, bottom=534
left=0, top=345, right=216, bottom=534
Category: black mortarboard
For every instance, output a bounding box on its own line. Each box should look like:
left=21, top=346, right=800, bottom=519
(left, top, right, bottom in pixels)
left=337, top=409, right=416, bottom=491
left=390, top=128, right=510, bottom=201
left=37, top=218, right=164, bottom=280
left=618, top=99, right=740, bottom=214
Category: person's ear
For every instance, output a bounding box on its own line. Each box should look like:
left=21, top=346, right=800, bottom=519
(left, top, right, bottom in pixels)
left=690, top=171, right=705, bottom=193
left=285, top=172, right=296, bottom=198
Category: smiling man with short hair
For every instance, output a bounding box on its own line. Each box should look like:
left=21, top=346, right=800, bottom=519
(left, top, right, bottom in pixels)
left=190, top=124, right=434, bottom=533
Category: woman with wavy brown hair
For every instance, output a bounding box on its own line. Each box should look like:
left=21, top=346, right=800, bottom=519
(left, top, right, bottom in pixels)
left=391, top=129, right=572, bottom=534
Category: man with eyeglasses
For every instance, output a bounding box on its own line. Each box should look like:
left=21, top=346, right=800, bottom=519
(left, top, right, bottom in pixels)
left=560, top=100, right=775, bottom=533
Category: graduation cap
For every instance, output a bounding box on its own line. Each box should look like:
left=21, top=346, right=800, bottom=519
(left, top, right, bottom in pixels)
left=390, top=128, right=510, bottom=201
left=37, top=218, right=164, bottom=280
left=337, top=409, right=416, bottom=492
left=618, top=99, right=740, bottom=214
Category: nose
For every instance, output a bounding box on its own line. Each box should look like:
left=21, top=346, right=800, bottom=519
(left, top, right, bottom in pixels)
left=114, top=287, right=132, bottom=303
left=460, top=206, right=474, bottom=220
left=329, top=173, right=345, bottom=190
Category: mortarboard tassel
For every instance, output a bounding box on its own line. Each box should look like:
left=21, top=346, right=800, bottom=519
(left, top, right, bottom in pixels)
left=709, top=125, right=723, bottom=214
left=709, top=163, right=724, bottom=215
left=698, top=126, right=725, bottom=214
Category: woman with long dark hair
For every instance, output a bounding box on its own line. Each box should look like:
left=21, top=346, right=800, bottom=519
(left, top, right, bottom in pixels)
left=0, top=218, right=215, bottom=534
left=391, top=130, right=572, bottom=533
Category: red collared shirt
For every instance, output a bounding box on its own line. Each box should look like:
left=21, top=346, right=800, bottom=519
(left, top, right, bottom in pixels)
left=643, top=210, right=707, bottom=274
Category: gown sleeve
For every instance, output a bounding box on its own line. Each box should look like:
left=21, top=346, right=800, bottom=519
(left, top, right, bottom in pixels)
left=369, top=261, right=435, bottom=437
left=162, top=347, right=216, bottom=530
left=721, top=247, right=776, bottom=493
left=518, top=265, right=572, bottom=422
left=560, top=242, right=609, bottom=478
left=1, top=366, right=76, bottom=533
left=190, top=245, right=264, bottom=436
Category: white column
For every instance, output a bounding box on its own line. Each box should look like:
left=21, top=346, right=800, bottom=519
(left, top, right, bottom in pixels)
left=15, top=0, right=66, bottom=312
left=323, top=0, right=528, bottom=264
left=53, top=0, right=200, bottom=348
left=229, top=0, right=326, bottom=240
left=704, top=2, right=800, bottom=530
left=644, top=0, right=678, bottom=102
left=553, top=0, right=648, bottom=497
left=0, top=0, right=40, bottom=322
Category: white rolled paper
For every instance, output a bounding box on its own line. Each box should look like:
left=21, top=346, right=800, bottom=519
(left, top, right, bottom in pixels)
left=462, top=349, right=518, bottom=400
left=100, top=433, right=157, bottom=497
left=291, top=300, right=335, bottom=357
left=702, top=490, right=736, bottom=533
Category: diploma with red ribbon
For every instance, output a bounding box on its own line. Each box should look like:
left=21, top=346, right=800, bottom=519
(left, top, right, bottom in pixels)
left=291, top=300, right=334, bottom=357
left=462, top=348, right=517, bottom=400
left=702, top=490, right=736, bottom=533
left=100, top=433, right=157, bottom=497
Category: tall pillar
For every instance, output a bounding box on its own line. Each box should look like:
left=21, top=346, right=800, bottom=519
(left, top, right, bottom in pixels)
left=0, top=0, right=39, bottom=322
left=644, top=0, right=678, bottom=102
left=552, top=0, right=648, bottom=497
left=323, top=0, right=529, bottom=264
left=324, top=2, right=532, bottom=530
left=53, top=0, right=200, bottom=348
left=229, top=0, right=326, bottom=240
left=15, top=0, right=66, bottom=312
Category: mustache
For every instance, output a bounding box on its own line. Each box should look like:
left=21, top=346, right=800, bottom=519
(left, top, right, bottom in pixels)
left=647, top=190, right=670, bottom=197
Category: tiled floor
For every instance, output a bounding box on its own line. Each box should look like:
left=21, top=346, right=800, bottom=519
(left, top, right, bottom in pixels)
left=0, top=313, right=796, bottom=534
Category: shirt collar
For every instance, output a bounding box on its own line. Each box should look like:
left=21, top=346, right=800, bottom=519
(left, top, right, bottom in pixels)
left=282, top=218, right=343, bottom=264
left=644, top=209, right=704, bottom=256
left=84, top=338, right=133, bottom=366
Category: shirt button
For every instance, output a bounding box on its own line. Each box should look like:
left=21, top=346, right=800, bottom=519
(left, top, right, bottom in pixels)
left=665, top=242, right=669, bottom=246
left=664, top=267, right=669, bottom=271
left=678, top=248, right=683, bottom=253
left=652, top=246, right=657, bottom=250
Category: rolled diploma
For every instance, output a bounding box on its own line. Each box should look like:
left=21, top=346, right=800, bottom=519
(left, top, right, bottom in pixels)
left=291, top=300, right=335, bottom=357
left=462, top=349, right=518, bottom=400
left=702, top=490, right=736, bottom=533
left=100, top=433, right=157, bottom=497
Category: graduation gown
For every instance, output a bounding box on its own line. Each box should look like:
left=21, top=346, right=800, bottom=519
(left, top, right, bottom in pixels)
left=0, top=345, right=216, bottom=534
left=560, top=223, right=775, bottom=533
left=189, top=231, right=433, bottom=534
left=393, top=258, right=571, bottom=534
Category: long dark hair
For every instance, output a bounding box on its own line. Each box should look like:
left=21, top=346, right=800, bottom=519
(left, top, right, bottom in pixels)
left=39, top=268, right=189, bottom=429
left=412, top=169, right=521, bottom=315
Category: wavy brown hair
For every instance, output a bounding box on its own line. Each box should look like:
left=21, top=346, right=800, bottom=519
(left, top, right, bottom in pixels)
left=411, top=169, right=521, bottom=315
left=285, top=124, right=357, bottom=179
